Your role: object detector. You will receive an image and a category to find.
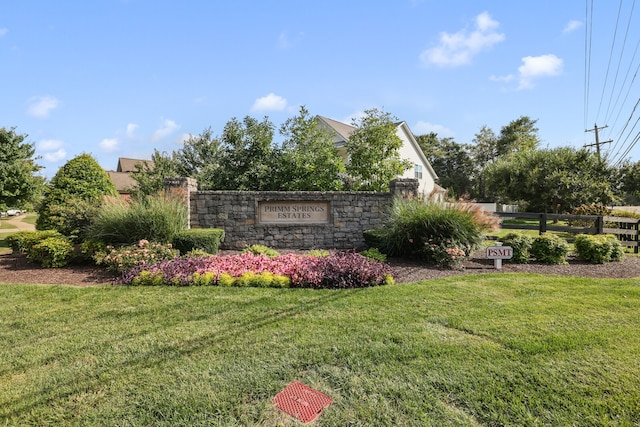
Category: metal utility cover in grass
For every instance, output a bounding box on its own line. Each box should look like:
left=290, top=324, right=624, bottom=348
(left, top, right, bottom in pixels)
left=273, top=381, right=333, bottom=423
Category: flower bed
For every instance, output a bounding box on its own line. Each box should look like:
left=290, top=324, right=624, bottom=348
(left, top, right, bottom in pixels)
left=119, top=251, right=395, bottom=289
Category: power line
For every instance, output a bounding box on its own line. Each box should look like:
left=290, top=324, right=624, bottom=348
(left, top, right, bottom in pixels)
left=603, top=0, right=636, bottom=125
left=584, top=0, right=594, bottom=130
left=595, top=0, right=623, bottom=123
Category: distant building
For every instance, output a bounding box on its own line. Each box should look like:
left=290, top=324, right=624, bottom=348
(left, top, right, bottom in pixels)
left=317, top=116, right=441, bottom=197
left=105, top=157, right=154, bottom=197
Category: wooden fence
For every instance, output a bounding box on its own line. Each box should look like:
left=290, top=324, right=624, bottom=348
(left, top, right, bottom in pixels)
left=497, top=212, right=640, bottom=253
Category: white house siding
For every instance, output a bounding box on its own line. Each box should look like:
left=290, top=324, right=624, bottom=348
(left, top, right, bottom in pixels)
left=395, top=124, right=437, bottom=196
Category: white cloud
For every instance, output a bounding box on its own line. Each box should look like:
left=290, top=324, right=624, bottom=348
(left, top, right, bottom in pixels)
left=38, top=139, right=64, bottom=151
left=278, top=32, right=292, bottom=49
left=26, top=96, right=60, bottom=118
left=342, top=111, right=367, bottom=126
left=126, top=123, right=139, bottom=138
left=44, top=149, right=67, bottom=162
left=563, top=20, right=583, bottom=34
left=177, top=133, right=192, bottom=145
left=151, top=119, right=180, bottom=141
left=0, top=28, right=7, bottom=37
left=489, top=74, right=515, bottom=83
left=420, top=11, right=505, bottom=67
left=277, top=31, right=304, bottom=49
left=99, top=138, right=120, bottom=153
left=251, top=93, right=287, bottom=112
left=517, top=54, right=563, bottom=89
left=412, top=121, right=455, bottom=137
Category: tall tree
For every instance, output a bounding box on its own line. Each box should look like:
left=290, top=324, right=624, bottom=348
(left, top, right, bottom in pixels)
left=484, top=147, right=616, bottom=213
left=469, top=116, right=540, bottom=200
left=130, top=150, right=180, bottom=199
left=211, top=116, right=278, bottom=190
left=0, top=127, right=44, bottom=211
left=345, top=108, right=411, bottom=191
left=496, top=115, right=540, bottom=157
left=416, top=132, right=474, bottom=198
left=618, top=160, right=640, bottom=204
left=277, top=106, right=345, bottom=191
left=172, top=127, right=220, bottom=189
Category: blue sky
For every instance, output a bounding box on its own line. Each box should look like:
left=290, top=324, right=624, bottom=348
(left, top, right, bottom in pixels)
left=2, top=0, right=638, bottom=178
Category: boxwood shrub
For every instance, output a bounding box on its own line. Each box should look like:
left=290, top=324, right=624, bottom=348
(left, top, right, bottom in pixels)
left=530, top=234, right=570, bottom=265
left=172, top=228, right=225, bottom=255
left=6, top=230, right=64, bottom=254
left=501, top=232, right=533, bottom=264
left=26, top=236, right=74, bottom=268
left=574, top=234, right=624, bottom=264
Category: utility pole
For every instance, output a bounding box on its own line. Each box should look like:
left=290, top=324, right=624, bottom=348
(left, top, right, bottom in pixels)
left=584, top=123, right=612, bottom=162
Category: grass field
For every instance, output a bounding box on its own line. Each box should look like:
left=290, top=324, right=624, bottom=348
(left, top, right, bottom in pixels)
left=1, top=274, right=639, bottom=426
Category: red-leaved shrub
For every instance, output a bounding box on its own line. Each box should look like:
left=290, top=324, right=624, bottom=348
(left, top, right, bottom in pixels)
left=119, top=251, right=395, bottom=288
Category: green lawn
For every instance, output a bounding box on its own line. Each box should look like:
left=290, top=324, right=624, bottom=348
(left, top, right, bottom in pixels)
left=1, top=275, right=639, bottom=426
left=0, top=220, right=17, bottom=231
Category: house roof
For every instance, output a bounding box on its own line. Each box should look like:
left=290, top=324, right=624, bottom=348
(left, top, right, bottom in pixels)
left=106, top=171, right=138, bottom=193
left=117, top=157, right=154, bottom=173
left=316, top=115, right=356, bottom=143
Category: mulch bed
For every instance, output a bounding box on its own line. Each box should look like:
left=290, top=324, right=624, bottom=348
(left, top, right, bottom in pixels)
left=1, top=250, right=639, bottom=287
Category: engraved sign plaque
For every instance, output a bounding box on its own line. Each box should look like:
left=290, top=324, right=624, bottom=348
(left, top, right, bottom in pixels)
left=258, top=201, right=330, bottom=224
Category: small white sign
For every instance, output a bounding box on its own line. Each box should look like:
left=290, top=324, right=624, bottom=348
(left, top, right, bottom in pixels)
left=486, top=246, right=513, bottom=259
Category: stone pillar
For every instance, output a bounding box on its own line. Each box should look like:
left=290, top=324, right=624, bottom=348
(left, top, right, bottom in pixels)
left=389, top=178, right=419, bottom=199
left=164, top=177, right=197, bottom=228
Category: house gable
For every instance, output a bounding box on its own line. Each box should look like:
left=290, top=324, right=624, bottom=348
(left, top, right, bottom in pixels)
left=316, top=115, right=440, bottom=196
left=108, top=157, right=155, bottom=196
left=117, top=157, right=154, bottom=173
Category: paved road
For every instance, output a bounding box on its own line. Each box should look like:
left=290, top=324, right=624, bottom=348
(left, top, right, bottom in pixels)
left=0, top=214, right=36, bottom=233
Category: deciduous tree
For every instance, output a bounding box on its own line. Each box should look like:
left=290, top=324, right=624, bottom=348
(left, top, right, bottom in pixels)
left=345, top=108, right=411, bottom=191
left=278, top=106, right=345, bottom=191
left=484, top=147, right=616, bottom=213
left=416, top=132, right=474, bottom=198
left=0, top=127, right=44, bottom=212
left=211, top=116, right=278, bottom=190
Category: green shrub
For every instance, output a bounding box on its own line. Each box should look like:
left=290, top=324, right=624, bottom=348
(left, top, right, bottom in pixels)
left=530, top=234, right=570, bottom=265
left=182, top=249, right=211, bottom=259
left=367, top=198, right=498, bottom=267
left=6, top=230, right=63, bottom=254
left=360, top=247, right=387, bottom=262
left=37, top=154, right=117, bottom=235
left=130, top=270, right=165, bottom=286
left=172, top=228, right=225, bottom=255
left=200, top=271, right=291, bottom=288
left=241, top=244, right=279, bottom=258
left=501, top=232, right=533, bottom=264
left=235, top=271, right=291, bottom=288
left=87, top=191, right=188, bottom=245
left=78, top=240, right=108, bottom=263
left=93, top=239, right=179, bottom=273
left=363, top=229, right=385, bottom=249
left=26, top=236, right=74, bottom=268
left=574, top=234, right=624, bottom=264
left=307, top=249, right=330, bottom=257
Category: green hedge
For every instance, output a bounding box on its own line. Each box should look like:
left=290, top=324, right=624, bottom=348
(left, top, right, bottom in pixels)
left=574, top=234, right=624, bottom=264
left=171, top=228, right=225, bottom=255
left=501, top=232, right=533, bottom=264
left=5, top=230, right=64, bottom=254
left=531, top=234, right=570, bottom=265
left=27, top=237, right=74, bottom=268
